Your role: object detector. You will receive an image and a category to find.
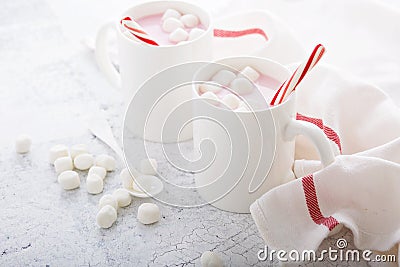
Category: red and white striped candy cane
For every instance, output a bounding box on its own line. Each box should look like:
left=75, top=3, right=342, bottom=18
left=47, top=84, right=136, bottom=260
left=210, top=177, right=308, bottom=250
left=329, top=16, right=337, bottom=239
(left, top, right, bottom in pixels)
left=120, top=17, right=159, bottom=46
left=270, top=44, right=326, bottom=106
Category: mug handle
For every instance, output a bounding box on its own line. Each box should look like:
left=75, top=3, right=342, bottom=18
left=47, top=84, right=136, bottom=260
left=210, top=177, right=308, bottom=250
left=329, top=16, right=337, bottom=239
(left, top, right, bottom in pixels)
left=284, top=119, right=335, bottom=167
left=95, top=21, right=121, bottom=88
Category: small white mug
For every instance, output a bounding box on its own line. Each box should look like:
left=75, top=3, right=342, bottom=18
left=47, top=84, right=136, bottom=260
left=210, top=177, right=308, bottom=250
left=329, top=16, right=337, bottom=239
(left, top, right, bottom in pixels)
left=192, top=57, right=335, bottom=213
left=95, top=0, right=213, bottom=102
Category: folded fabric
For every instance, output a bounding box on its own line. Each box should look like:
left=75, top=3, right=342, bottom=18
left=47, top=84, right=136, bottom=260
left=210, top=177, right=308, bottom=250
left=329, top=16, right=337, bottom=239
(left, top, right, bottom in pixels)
left=250, top=136, right=400, bottom=252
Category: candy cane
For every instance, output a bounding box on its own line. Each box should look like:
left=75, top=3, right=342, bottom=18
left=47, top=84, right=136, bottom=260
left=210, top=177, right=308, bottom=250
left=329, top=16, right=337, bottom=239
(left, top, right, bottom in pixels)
left=120, top=17, right=159, bottom=46
left=270, top=44, right=326, bottom=106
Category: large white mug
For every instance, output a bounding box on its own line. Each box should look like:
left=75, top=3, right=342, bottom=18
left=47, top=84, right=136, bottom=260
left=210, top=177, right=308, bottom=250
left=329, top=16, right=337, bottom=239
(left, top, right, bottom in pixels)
left=192, top=57, right=335, bottom=213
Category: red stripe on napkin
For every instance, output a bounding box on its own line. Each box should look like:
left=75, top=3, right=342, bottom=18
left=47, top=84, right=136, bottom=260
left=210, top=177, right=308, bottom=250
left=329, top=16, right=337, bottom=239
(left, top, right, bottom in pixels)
left=302, top=174, right=339, bottom=231
left=213, top=28, right=268, bottom=41
left=296, top=113, right=342, bottom=153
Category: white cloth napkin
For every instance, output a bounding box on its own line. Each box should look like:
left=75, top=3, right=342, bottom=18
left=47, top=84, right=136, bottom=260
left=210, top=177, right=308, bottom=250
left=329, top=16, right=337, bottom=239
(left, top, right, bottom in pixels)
left=250, top=63, right=400, bottom=252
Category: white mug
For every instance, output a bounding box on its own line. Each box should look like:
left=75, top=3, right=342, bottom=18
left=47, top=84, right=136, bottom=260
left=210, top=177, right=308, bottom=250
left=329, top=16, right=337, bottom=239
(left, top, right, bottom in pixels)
left=95, top=0, right=213, bottom=102
left=192, top=57, right=335, bottom=213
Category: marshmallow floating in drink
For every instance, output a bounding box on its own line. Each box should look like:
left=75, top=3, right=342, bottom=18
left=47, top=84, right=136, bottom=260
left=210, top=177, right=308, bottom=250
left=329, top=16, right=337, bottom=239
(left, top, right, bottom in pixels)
left=122, top=8, right=205, bottom=45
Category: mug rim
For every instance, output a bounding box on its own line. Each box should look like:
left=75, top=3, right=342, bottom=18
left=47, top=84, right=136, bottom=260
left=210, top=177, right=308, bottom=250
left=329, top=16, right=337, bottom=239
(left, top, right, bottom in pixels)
left=192, top=56, right=295, bottom=113
left=116, top=0, right=213, bottom=49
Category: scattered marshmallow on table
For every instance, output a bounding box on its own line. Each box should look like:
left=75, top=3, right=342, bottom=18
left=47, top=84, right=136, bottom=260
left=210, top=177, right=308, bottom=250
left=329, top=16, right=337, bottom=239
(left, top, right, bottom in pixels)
left=112, top=189, right=132, bottom=207
left=162, top=17, right=184, bottom=33
left=49, top=144, right=69, bottom=164
left=86, top=174, right=104, bottom=194
left=99, top=194, right=118, bottom=210
left=200, top=92, right=220, bottom=106
left=15, top=134, right=31, bottom=154
left=96, top=205, right=117, bottom=229
left=88, top=166, right=107, bottom=180
left=188, top=28, right=205, bottom=41
left=95, top=154, right=116, bottom=171
left=222, top=94, right=240, bottom=110
left=73, top=153, right=94, bottom=171
left=211, top=70, right=236, bottom=86
left=162, top=8, right=181, bottom=21
left=137, top=203, right=161, bottom=225
left=230, top=77, right=254, bottom=95
left=58, top=170, right=80, bottom=190
left=120, top=168, right=134, bottom=189
left=140, top=158, right=158, bottom=175
left=200, top=251, right=223, bottom=267
left=169, top=28, right=188, bottom=43
left=54, top=156, right=73, bottom=174
left=239, top=66, right=260, bottom=82
left=180, top=14, right=199, bottom=28
left=70, top=144, right=88, bottom=159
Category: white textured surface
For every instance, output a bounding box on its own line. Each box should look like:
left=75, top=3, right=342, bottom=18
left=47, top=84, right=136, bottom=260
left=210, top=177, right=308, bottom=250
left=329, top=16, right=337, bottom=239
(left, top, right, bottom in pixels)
left=0, top=0, right=398, bottom=266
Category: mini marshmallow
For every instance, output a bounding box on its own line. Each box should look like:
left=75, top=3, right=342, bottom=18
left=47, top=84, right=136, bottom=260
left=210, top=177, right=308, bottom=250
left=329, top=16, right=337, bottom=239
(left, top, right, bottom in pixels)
left=162, top=17, right=184, bottom=33
left=88, top=166, right=107, bottom=180
left=200, top=92, right=220, bottom=106
left=98, top=194, right=118, bottom=210
left=200, top=251, right=223, bottom=267
left=54, top=156, right=73, bottom=174
left=96, top=205, right=117, bottom=229
left=49, top=144, right=69, bottom=164
left=120, top=168, right=134, bottom=189
left=235, top=101, right=250, bottom=112
left=73, top=153, right=94, bottom=171
left=230, top=77, right=254, bottom=95
left=239, top=66, right=260, bottom=82
left=58, top=170, right=80, bottom=190
left=180, top=14, right=199, bottom=28
left=169, top=28, right=188, bottom=43
left=188, top=28, right=205, bottom=41
left=162, top=8, right=181, bottom=21
left=15, top=134, right=31, bottom=154
left=86, top=174, right=104, bottom=194
left=199, top=83, right=223, bottom=94
left=221, top=94, right=240, bottom=110
left=70, top=144, right=88, bottom=159
left=211, top=70, right=236, bottom=86
left=137, top=203, right=161, bottom=225
left=95, top=154, right=116, bottom=171
left=112, top=189, right=132, bottom=207
left=140, top=158, right=158, bottom=175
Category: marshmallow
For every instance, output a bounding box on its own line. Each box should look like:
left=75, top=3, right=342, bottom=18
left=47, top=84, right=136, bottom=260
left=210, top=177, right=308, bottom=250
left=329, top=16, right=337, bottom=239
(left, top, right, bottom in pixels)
left=199, top=83, right=222, bottom=94
left=239, top=66, right=260, bottom=82
left=98, top=194, right=118, bottom=210
left=49, top=144, right=69, bottom=164
left=162, top=8, right=181, bottom=21
left=73, top=153, right=94, bottom=171
left=140, top=158, right=158, bottom=175
left=180, top=14, right=199, bottom=28
left=58, top=170, right=80, bottom=190
left=88, top=166, right=107, bottom=180
left=221, top=94, right=240, bottom=110
left=70, top=144, right=88, bottom=159
left=169, top=28, right=188, bottom=43
left=96, top=205, right=117, bottom=229
left=162, top=17, right=184, bottom=33
left=230, top=77, right=254, bottom=95
left=95, top=154, right=116, bottom=171
left=235, top=101, right=250, bottom=112
left=200, top=92, right=220, bottom=106
left=15, top=134, right=31, bottom=154
left=120, top=168, right=134, bottom=189
left=137, top=203, right=161, bottom=225
left=86, top=174, right=104, bottom=194
left=211, top=70, right=236, bottom=86
left=112, top=189, right=132, bottom=207
left=188, top=28, right=205, bottom=41
left=200, top=251, right=223, bottom=267
left=54, top=156, right=73, bottom=174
